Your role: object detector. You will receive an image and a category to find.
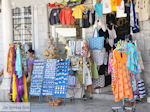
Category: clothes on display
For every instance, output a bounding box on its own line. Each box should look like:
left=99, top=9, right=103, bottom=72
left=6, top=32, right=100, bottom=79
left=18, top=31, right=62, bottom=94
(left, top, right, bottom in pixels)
left=94, top=3, right=103, bottom=17
left=72, top=4, right=85, bottom=19
left=59, top=7, right=74, bottom=25
left=49, top=8, right=61, bottom=25
left=7, top=44, right=28, bottom=102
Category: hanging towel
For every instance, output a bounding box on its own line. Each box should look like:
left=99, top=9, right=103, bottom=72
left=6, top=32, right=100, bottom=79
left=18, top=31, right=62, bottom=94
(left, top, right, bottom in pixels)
left=7, top=44, right=14, bottom=75
left=22, top=45, right=27, bottom=74
left=12, top=74, right=17, bottom=102
left=15, top=44, right=23, bottom=79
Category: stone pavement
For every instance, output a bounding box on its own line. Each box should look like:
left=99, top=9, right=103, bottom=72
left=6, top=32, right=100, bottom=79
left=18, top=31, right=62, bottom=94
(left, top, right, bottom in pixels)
left=31, top=99, right=150, bottom=112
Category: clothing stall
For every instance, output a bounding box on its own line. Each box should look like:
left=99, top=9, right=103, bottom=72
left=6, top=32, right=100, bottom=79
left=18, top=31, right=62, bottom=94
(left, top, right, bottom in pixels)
left=6, top=0, right=147, bottom=110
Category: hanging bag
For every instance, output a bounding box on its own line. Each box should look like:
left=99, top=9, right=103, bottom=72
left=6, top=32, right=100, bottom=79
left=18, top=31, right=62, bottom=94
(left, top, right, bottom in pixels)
left=88, top=28, right=105, bottom=50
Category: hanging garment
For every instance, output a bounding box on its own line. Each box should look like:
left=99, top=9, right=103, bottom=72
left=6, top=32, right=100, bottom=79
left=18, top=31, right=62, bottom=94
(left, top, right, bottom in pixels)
left=136, top=44, right=144, bottom=70
left=81, top=41, right=90, bottom=58
left=59, top=7, right=74, bottom=25
left=18, top=76, right=24, bottom=101
left=94, top=3, right=103, bottom=17
left=130, top=0, right=140, bottom=33
left=111, top=0, right=122, bottom=6
left=102, top=0, right=112, bottom=14
left=108, top=52, right=113, bottom=75
left=135, top=0, right=150, bottom=21
left=68, top=41, right=75, bottom=57
left=76, top=40, right=83, bottom=55
left=116, top=0, right=127, bottom=18
left=97, top=15, right=107, bottom=32
left=116, top=16, right=130, bottom=40
left=55, top=0, right=67, bottom=5
left=7, top=44, right=14, bottom=75
left=83, top=62, right=92, bottom=86
left=15, top=75, right=19, bottom=102
left=23, top=75, right=28, bottom=102
left=15, top=44, right=23, bottom=79
left=22, top=45, right=27, bottom=75
left=48, top=3, right=63, bottom=7
left=124, top=43, right=139, bottom=74
left=88, top=58, right=99, bottom=79
left=124, top=0, right=131, bottom=14
left=99, top=29, right=111, bottom=52
left=111, top=0, right=122, bottom=11
left=106, top=14, right=116, bottom=30
left=12, top=74, right=17, bottom=102
left=72, top=4, right=85, bottom=19
left=81, top=10, right=90, bottom=28
left=137, top=80, right=146, bottom=98
left=108, top=26, right=117, bottom=47
left=13, top=45, right=17, bottom=75
left=49, top=8, right=61, bottom=25
left=112, top=49, right=133, bottom=102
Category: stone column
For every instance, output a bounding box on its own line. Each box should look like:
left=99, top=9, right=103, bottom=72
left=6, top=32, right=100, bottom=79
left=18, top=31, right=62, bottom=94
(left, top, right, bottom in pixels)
left=0, top=0, right=13, bottom=101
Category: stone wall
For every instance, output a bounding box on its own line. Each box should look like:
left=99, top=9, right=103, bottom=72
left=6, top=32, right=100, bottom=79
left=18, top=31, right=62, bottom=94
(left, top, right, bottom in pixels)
left=33, top=5, right=49, bottom=59
left=0, top=14, right=4, bottom=70
left=133, top=20, right=150, bottom=95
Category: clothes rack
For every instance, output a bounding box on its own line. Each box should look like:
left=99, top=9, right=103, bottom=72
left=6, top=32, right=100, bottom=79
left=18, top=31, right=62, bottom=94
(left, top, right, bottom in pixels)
left=112, top=99, right=136, bottom=112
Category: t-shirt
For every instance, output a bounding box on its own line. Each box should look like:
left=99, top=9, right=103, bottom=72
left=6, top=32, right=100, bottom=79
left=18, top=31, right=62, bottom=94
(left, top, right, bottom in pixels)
left=72, top=4, right=85, bottom=19
left=95, top=3, right=103, bottom=17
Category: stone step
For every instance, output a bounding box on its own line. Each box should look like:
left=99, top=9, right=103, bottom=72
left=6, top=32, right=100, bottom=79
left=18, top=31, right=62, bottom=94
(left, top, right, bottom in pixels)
left=93, top=92, right=114, bottom=101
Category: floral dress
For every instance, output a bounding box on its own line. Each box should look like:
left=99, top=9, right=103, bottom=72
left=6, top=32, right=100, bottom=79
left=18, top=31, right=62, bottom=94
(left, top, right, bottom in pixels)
left=112, top=49, right=133, bottom=102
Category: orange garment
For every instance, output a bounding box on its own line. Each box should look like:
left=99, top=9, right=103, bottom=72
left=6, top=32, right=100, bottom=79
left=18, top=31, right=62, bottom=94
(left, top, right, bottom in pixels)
left=112, top=49, right=133, bottom=102
left=7, top=44, right=14, bottom=75
left=111, top=0, right=122, bottom=11
left=59, top=7, right=74, bottom=25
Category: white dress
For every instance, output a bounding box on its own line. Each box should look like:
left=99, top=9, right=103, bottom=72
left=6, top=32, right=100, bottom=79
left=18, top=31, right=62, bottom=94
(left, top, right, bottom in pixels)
left=116, top=0, right=127, bottom=18
left=102, top=0, right=112, bottom=14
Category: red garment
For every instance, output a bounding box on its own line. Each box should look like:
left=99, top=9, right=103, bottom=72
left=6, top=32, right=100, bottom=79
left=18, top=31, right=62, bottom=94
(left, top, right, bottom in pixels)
left=59, top=7, right=74, bottom=25
left=48, top=3, right=63, bottom=7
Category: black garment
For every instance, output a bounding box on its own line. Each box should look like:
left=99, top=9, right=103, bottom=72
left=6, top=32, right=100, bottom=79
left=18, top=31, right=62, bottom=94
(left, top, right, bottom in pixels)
left=49, top=8, right=61, bottom=25
left=98, top=64, right=108, bottom=75
left=116, top=15, right=130, bottom=40
left=106, top=14, right=116, bottom=30
left=124, top=0, right=130, bottom=14
left=81, top=10, right=90, bottom=28
left=99, top=29, right=111, bottom=52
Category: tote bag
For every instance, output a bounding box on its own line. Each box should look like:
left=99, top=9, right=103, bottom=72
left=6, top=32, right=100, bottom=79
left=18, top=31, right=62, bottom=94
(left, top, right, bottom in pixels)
left=88, top=28, right=105, bottom=50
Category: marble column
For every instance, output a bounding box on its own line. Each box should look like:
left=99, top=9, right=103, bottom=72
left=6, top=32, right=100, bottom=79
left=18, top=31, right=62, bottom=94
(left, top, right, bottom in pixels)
left=0, top=0, right=13, bottom=101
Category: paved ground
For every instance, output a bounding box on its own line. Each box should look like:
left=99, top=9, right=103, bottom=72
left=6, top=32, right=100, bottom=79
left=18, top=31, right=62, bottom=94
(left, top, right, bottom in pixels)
left=31, top=99, right=150, bottom=112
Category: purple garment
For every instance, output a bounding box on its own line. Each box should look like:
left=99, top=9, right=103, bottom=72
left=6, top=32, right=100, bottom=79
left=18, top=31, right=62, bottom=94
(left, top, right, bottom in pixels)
left=26, top=57, right=37, bottom=73
left=10, top=75, right=13, bottom=94
left=13, top=45, right=16, bottom=75
left=18, top=76, right=24, bottom=99
left=15, top=75, right=19, bottom=102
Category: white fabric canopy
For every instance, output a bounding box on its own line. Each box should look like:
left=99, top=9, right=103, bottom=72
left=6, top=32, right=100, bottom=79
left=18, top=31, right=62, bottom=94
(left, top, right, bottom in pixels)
left=11, top=0, right=69, bottom=8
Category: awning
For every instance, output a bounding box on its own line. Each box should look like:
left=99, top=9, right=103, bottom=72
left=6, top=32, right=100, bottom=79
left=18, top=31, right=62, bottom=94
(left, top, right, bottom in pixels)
left=11, top=0, right=70, bottom=8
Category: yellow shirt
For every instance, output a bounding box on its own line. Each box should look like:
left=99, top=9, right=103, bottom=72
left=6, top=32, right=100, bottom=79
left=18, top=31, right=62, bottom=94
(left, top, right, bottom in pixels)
left=72, top=5, right=85, bottom=19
